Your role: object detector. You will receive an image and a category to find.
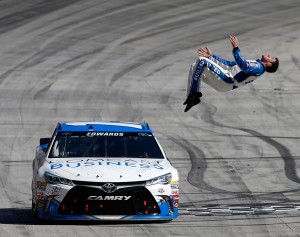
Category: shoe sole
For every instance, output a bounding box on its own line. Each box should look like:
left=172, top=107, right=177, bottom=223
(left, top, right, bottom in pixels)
left=184, top=99, right=200, bottom=112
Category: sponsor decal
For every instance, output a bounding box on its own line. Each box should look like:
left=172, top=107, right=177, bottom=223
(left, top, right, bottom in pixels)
left=66, top=159, right=104, bottom=163
left=37, top=191, right=44, bottom=200
left=37, top=181, right=47, bottom=190
left=51, top=164, right=63, bottom=169
left=51, top=186, right=61, bottom=195
left=87, top=196, right=131, bottom=201
left=37, top=181, right=46, bottom=186
left=37, top=200, right=43, bottom=208
left=170, top=180, right=179, bottom=185
left=171, top=184, right=179, bottom=189
left=87, top=132, right=124, bottom=137
left=50, top=160, right=164, bottom=170
left=153, top=164, right=164, bottom=170
left=138, top=133, right=152, bottom=137
left=158, top=188, right=165, bottom=194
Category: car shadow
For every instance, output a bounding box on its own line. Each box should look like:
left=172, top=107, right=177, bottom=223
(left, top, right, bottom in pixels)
left=0, top=208, right=37, bottom=224
left=0, top=208, right=171, bottom=225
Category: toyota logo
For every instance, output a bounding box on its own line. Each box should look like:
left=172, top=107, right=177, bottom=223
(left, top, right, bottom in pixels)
left=102, top=183, right=117, bottom=193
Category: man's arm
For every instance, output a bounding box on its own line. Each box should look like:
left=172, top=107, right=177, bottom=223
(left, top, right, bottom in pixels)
left=197, top=47, right=236, bottom=66
left=229, top=35, right=265, bottom=76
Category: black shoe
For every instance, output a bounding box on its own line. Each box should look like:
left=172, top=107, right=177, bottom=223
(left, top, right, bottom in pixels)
left=183, top=92, right=202, bottom=112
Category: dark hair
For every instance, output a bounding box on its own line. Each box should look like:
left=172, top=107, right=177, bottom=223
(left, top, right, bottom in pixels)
left=266, top=58, right=279, bottom=73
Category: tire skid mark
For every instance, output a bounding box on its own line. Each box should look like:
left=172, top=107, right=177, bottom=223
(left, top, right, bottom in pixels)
left=179, top=204, right=300, bottom=216
left=28, top=2, right=104, bottom=34
left=200, top=102, right=300, bottom=184
left=108, top=88, right=143, bottom=122
left=0, top=135, right=21, bottom=218
left=169, top=135, right=257, bottom=199
left=35, top=0, right=155, bottom=51
left=0, top=0, right=82, bottom=35
left=179, top=187, right=300, bottom=208
left=291, top=54, right=300, bottom=71
left=240, top=128, right=300, bottom=184
left=119, top=0, right=294, bottom=48
left=32, top=47, right=105, bottom=100
left=119, top=0, right=274, bottom=46
left=22, top=0, right=260, bottom=90
left=190, top=102, right=291, bottom=204
left=94, top=2, right=210, bottom=87
left=1, top=1, right=167, bottom=88
left=0, top=52, right=43, bottom=85
left=169, top=136, right=222, bottom=193
left=247, top=91, right=300, bottom=184
left=168, top=134, right=273, bottom=236
left=249, top=86, right=300, bottom=126
left=1, top=2, right=148, bottom=85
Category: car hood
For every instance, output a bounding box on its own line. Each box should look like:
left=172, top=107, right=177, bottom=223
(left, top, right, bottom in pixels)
left=43, top=158, right=173, bottom=182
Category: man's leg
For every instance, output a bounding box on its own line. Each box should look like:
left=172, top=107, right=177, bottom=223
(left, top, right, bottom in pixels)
left=184, top=57, right=234, bottom=112
left=184, top=58, right=205, bottom=112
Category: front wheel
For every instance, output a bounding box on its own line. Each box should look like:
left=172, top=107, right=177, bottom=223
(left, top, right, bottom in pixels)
left=32, top=199, right=37, bottom=216
left=31, top=195, right=41, bottom=220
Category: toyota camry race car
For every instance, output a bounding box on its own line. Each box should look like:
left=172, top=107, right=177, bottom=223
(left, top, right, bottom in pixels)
left=32, top=121, right=179, bottom=221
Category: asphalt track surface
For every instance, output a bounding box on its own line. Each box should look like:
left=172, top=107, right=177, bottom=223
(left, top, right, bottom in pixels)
left=1, top=0, right=300, bottom=236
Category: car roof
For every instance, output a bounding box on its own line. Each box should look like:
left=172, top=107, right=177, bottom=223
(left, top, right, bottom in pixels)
left=57, top=121, right=153, bottom=133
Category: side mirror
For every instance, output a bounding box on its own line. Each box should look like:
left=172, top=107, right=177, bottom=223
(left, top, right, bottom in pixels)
left=40, top=138, right=50, bottom=146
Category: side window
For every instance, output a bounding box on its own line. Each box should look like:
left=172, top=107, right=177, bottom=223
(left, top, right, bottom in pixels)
left=51, top=140, right=60, bottom=157
left=49, top=137, right=68, bottom=157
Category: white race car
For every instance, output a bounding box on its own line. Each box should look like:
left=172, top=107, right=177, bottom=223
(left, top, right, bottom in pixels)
left=32, top=121, right=179, bottom=221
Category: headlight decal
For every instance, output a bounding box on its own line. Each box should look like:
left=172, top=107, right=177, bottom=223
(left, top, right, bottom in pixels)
left=45, top=172, right=74, bottom=186
left=146, top=173, right=172, bottom=186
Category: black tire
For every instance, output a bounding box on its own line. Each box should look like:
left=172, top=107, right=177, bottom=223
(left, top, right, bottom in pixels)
left=31, top=199, right=40, bottom=219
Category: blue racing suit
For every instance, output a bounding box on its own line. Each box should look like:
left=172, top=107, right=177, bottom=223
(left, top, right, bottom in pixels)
left=187, top=48, right=265, bottom=93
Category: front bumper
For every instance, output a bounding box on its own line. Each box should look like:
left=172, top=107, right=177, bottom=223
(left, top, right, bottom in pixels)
left=36, top=185, right=178, bottom=221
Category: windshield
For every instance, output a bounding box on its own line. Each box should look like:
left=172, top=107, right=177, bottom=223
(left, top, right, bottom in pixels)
left=48, top=132, right=164, bottom=159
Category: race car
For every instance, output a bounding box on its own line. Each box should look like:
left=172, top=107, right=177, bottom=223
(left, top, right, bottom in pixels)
left=32, top=121, right=179, bottom=221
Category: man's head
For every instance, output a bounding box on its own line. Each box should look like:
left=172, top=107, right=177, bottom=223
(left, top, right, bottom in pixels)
left=261, top=55, right=279, bottom=73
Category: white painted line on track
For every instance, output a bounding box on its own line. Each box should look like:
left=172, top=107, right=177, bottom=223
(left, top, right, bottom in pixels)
left=179, top=205, right=300, bottom=216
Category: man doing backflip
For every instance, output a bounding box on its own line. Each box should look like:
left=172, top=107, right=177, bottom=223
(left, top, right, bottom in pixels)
left=184, top=35, right=279, bottom=112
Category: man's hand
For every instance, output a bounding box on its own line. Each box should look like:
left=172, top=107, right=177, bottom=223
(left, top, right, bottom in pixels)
left=197, top=47, right=211, bottom=58
left=229, top=35, right=238, bottom=48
